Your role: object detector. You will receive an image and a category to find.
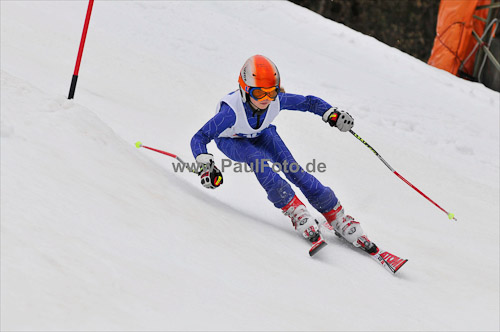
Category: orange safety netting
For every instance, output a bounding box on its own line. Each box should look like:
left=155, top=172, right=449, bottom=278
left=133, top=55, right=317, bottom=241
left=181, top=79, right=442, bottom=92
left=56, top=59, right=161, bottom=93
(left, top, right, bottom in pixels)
left=428, top=0, right=490, bottom=76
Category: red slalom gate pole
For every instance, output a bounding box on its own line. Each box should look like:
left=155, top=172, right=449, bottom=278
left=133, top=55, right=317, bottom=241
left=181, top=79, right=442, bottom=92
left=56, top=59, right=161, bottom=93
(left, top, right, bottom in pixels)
left=68, top=0, right=94, bottom=99
left=349, top=130, right=457, bottom=221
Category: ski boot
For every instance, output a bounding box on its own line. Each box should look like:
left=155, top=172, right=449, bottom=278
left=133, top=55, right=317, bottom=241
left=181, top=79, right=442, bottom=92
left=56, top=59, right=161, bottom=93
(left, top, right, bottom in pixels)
left=322, top=202, right=369, bottom=249
left=282, top=195, right=327, bottom=256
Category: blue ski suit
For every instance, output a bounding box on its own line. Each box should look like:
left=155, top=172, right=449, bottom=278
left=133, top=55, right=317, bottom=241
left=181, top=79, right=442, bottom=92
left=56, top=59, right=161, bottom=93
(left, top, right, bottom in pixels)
left=191, top=91, right=338, bottom=213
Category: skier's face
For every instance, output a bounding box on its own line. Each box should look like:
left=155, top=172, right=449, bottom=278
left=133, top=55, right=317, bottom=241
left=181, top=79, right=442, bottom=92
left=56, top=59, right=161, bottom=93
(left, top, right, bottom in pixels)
left=249, top=96, right=271, bottom=110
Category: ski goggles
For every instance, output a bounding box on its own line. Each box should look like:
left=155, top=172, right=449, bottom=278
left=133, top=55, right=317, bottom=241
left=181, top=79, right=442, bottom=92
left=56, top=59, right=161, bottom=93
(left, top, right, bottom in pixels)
left=248, top=86, right=279, bottom=101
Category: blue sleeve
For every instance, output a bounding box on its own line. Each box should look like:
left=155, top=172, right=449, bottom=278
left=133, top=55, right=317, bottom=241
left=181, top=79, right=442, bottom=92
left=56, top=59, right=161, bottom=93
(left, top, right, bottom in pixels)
left=190, top=103, right=236, bottom=158
left=278, top=93, right=332, bottom=117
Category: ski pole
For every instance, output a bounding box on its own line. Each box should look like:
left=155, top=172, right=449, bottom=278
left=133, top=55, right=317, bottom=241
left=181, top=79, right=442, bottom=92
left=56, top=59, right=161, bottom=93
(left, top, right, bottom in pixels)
left=349, top=130, right=457, bottom=221
left=135, top=141, right=197, bottom=173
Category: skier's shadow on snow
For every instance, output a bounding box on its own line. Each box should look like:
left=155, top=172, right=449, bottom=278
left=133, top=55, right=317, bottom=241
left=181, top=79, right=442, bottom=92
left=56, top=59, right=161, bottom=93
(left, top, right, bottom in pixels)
left=318, top=228, right=411, bottom=279
left=161, top=165, right=295, bottom=237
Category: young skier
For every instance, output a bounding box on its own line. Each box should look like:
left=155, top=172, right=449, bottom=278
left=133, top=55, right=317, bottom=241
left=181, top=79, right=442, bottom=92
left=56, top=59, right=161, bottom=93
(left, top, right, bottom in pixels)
left=191, top=55, right=377, bottom=257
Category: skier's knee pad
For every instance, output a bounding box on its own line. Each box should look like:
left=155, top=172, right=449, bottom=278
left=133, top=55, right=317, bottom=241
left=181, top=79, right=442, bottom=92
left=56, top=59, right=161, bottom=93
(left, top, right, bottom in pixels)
left=333, top=215, right=364, bottom=244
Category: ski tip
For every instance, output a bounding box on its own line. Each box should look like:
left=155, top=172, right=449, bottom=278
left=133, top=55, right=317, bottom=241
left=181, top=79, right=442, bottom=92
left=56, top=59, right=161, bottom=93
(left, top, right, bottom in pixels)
left=393, top=259, right=408, bottom=274
left=135, top=141, right=143, bottom=148
left=309, top=241, right=328, bottom=257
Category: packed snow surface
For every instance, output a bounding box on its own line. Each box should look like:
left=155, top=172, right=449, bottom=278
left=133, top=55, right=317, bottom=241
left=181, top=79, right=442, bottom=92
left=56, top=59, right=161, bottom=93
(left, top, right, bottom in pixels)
left=1, top=1, right=499, bottom=331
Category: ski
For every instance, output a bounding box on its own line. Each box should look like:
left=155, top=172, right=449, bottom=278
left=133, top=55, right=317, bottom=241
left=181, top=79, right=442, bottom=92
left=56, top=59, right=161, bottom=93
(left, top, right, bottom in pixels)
left=321, top=222, right=408, bottom=274
left=371, top=248, right=408, bottom=274
left=309, top=237, right=328, bottom=256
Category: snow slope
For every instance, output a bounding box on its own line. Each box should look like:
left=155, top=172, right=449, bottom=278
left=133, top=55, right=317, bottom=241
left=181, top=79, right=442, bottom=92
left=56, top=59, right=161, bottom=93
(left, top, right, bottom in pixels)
left=1, top=1, right=499, bottom=331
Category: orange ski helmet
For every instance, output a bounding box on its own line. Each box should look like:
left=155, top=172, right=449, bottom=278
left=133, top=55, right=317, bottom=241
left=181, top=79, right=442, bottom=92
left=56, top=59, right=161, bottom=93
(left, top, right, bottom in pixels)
left=238, top=55, right=280, bottom=103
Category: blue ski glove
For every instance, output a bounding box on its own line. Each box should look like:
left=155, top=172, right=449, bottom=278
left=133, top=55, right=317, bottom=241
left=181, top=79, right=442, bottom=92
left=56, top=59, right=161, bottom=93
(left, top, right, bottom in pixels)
left=196, top=153, right=223, bottom=189
left=323, top=107, right=354, bottom=132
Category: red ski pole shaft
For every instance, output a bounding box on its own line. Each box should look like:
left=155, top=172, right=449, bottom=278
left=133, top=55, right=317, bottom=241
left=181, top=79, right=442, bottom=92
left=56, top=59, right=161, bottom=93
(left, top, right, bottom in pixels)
left=141, top=145, right=177, bottom=159
left=135, top=141, right=196, bottom=173
left=349, top=130, right=457, bottom=221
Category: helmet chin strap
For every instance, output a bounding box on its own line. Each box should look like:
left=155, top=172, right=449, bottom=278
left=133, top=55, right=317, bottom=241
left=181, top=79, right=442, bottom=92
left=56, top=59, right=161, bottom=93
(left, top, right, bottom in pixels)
left=248, top=99, right=268, bottom=114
